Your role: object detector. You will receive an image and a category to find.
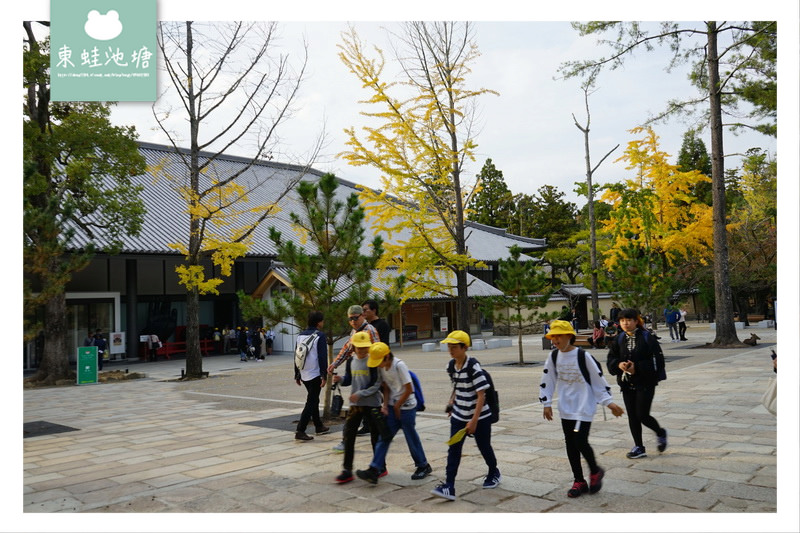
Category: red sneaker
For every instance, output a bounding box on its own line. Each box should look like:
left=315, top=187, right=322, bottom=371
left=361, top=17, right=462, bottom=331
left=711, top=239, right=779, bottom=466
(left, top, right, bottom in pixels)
left=567, top=480, right=588, bottom=498
left=589, top=468, right=605, bottom=494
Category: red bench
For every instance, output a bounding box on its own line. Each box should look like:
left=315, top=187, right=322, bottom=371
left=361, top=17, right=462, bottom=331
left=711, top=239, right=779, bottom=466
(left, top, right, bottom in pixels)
left=152, top=339, right=214, bottom=360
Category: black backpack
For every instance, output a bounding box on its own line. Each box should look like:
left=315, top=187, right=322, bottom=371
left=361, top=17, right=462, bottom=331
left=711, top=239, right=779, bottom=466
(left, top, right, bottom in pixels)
left=447, top=357, right=499, bottom=424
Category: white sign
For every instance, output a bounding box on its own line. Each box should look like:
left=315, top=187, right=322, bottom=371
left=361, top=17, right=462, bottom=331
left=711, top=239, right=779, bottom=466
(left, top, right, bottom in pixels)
left=440, top=317, right=448, bottom=332
left=110, top=331, right=126, bottom=354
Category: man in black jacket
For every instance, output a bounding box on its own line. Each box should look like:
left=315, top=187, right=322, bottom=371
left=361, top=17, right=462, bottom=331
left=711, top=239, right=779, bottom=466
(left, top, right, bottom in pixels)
left=362, top=300, right=391, bottom=345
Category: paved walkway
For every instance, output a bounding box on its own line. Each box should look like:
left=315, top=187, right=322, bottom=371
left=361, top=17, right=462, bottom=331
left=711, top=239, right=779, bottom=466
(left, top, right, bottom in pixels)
left=16, top=324, right=794, bottom=532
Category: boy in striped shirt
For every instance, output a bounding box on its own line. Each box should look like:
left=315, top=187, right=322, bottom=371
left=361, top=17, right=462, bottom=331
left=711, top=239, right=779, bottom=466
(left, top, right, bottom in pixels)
left=431, top=330, right=500, bottom=501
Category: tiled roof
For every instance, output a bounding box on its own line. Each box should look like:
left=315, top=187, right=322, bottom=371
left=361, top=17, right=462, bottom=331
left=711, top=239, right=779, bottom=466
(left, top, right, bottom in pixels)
left=268, top=264, right=503, bottom=299
left=71, top=142, right=545, bottom=261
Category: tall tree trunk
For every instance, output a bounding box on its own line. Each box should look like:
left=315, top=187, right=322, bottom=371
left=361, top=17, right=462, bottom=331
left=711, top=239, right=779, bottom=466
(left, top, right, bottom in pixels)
left=183, top=20, right=205, bottom=378
left=456, top=268, right=470, bottom=332
left=34, top=291, right=70, bottom=385
left=185, top=285, right=203, bottom=377
left=706, top=22, right=740, bottom=345
left=517, top=309, right=524, bottom=364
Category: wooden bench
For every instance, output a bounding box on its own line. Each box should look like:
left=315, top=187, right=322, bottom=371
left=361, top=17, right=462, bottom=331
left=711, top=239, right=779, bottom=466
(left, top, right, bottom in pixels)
left=746, top=315, right=765, bottom=323
left=574, top=334, right=593, bottom=347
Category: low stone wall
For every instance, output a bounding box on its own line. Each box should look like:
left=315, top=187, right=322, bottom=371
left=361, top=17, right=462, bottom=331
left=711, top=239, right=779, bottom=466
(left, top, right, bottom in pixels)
left=493, top=323, right=546, bottom=336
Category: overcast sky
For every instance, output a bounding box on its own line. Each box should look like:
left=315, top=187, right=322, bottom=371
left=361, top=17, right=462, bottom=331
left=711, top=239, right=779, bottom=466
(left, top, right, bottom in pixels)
left=107, top=18, right=781, bottom=206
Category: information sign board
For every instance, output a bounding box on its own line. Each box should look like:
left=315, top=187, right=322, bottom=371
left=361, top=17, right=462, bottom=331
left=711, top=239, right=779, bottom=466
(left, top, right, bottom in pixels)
left=77, top=346, right=98, bottom=385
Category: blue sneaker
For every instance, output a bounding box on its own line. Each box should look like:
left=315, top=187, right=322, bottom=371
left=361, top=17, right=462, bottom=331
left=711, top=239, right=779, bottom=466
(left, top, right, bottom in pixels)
left=626, top=445, right=647, bottom=459
left=482, top=470, right=501, bottom=488
left=431, top=483, right=456, bottom=501
left=657, top=429, right=668, bottom=453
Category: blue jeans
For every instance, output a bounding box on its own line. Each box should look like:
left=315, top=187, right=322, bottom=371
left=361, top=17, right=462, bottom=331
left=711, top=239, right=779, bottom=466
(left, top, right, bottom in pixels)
left=667, top=322, right=679, bottom=340
left=370, top=407, right=428, bottom=470
left=445, top=416, right=497, bottom=485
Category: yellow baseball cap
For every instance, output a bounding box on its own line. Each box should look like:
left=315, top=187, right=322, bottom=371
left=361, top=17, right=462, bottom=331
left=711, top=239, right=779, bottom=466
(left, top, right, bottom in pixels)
left=545, top=320, right=576, bottom=339
left=351, top=331, right=373, bottom=347
left=367, top=342, right=390, bottom=367
left=440, top=330, right=471, bottom=347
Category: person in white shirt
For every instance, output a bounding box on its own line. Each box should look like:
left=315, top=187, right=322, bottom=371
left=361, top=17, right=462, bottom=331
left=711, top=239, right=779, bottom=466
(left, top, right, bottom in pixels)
left=293, top=311, right=330, bottom=441
left=678, top=307, right=688, bottom=341
left=539, top=320, right=624, bottom=498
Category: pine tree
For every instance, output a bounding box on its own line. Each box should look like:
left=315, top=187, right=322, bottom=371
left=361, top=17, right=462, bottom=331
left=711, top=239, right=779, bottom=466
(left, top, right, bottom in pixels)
left=468, top=159, right=514, bottom=229
left=237, top=173, right=401, bottom=416
left=479, top=246, right=553, bottom=364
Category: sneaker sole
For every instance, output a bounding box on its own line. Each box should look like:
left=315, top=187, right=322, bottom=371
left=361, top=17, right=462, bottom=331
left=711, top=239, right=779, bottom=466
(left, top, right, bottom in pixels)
left=335, top=476, right=354, bottom=484
left=431, top=490, right=456, bottom=501
left=626, top=453, right=647, bottom=459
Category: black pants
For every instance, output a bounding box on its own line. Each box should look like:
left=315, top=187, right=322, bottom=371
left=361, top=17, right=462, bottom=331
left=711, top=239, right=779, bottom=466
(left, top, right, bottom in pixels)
left=342, top=406, right=390, bottom=472
left=561, top=419, right=598, bottom=482
left=622, top=385, right=664, bottom=448
left=297, top=376, right=323, bottom=433
left=678, top=322, right=687, bottom=340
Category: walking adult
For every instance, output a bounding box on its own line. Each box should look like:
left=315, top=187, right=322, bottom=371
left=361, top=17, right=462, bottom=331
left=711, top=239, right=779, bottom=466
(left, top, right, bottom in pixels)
left=328, top=305, right=381, bottom=452
left=294, top=311, right=330, bottom=440
left=264, top=328, right=275, bottom=356
left=93, top=329, right=107, bottom=371
left=236, top=327, right=248, bottom=361
left=213, top=328, right=223, bottom=354
left=252, top=328, right=263, bottom=361
left=362, top=299, right=390, bottom=345
left=147, top=332, right=161, bottom=361
left=663, top=306, right=680, bottom=343
left=678, top=306, right=688, bottom=341
left=606, top=308, right=668, bottom=459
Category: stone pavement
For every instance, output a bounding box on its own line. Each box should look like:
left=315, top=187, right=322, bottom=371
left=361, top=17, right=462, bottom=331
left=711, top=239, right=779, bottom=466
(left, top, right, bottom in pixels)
left=16, top=324, right=796, bottom=532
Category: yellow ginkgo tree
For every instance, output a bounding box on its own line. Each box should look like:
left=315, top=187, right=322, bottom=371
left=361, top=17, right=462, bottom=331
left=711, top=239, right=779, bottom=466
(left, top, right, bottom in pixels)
left=600, top=127, right=714, bottom=324
left=154, top=21, right=317, bottom=378
left=338, top=22, right=497, bottom=329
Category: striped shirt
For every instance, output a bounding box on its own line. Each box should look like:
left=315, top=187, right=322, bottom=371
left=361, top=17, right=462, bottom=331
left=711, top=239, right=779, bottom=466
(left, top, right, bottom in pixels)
left=448, top=357, right=491, bottom=422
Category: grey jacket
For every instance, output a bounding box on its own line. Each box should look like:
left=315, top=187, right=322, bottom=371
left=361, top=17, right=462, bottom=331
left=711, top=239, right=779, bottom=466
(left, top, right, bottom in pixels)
left=341, top=355, right=382, bottom=407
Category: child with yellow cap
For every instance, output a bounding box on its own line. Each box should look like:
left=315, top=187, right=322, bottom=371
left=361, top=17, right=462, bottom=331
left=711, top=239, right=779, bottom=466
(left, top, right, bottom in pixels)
left=540, top=320, right=624, bottom=498
left=331, top=330, right=389, bottom=484
left=356, top=343, right=432, bottom=484
left=430, top=330, right=500, bottom=501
